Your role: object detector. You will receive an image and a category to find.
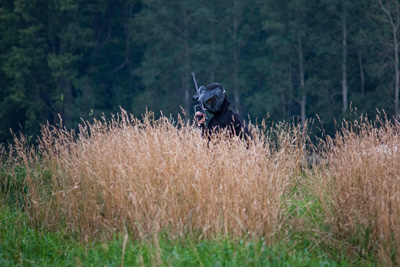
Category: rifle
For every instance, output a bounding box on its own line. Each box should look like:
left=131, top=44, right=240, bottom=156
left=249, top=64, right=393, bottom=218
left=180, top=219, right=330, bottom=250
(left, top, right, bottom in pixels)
left=191, top=73, right=207, bottom=126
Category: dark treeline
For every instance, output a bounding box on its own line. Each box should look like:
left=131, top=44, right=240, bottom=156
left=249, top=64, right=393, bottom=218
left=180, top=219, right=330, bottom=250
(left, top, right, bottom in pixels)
left=1, top=0, right=399, bottom=143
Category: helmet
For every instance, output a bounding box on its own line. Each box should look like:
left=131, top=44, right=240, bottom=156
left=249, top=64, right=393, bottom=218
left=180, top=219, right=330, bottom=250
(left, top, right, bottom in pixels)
left=192, top=86, right=206, bottom=101
left=199, top=83, right=226, bottom=114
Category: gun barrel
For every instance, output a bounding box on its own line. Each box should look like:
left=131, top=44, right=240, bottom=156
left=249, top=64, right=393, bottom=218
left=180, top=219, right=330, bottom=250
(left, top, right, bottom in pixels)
left=191, top=73, right=207, bottom=123
left=191, top=73, right=199, bottom=92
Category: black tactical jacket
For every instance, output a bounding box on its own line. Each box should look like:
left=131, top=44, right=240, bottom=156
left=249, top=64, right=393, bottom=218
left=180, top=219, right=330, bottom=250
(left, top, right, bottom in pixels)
left=201, top=98, right=251, bottom=139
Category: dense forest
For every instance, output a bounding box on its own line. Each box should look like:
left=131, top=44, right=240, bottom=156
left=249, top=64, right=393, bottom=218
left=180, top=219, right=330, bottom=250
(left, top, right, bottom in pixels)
left=1, top=0, right=399, bottom=143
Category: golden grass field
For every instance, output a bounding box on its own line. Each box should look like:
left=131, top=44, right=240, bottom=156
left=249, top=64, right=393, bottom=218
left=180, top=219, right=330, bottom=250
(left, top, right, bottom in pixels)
left=2, top=110, right=400, bottom=265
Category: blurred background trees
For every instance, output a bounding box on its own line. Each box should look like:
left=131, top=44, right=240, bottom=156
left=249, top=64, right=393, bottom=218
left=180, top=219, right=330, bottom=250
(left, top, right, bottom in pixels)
left=0, top=0, right=399, bottom=143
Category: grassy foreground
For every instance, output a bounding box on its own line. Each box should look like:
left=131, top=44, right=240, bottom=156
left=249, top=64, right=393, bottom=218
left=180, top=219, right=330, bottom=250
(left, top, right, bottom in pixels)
left=1, top=110, right=399, bottom=266
left=0, top=207, right=367, bottom=266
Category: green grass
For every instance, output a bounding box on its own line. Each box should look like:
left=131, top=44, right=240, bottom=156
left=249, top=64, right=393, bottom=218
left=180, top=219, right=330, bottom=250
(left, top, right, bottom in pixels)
left=0, top=165, right=377, bottom=266
left=0, top=207, right=375, bottom=267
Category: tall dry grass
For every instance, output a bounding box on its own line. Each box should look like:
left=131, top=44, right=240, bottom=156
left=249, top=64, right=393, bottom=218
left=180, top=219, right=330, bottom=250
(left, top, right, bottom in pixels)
left=311, top=114, right=400, bottom=265
left=11, top=109, right=306, bottom=241
left=4, top=108, right=400, bottom=264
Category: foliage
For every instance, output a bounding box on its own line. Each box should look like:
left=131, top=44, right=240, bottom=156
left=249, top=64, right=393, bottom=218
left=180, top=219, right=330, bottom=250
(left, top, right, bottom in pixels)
left=1, top=0, right=399, bottom=144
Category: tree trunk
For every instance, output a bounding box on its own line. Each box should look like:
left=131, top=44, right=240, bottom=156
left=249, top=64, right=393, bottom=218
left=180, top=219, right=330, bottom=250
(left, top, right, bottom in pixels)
left=183, top=28, right=191, bottom=117
left=300, top=95, right=306, bottom=126
left=210, top=13, right=216, bottom=82
left=394, top=29, right=399, bottom=119
left=358, top=50, right=365, bottom=96
left=232, top=0, right=241, bottom=111
left=377, top=0, right=400, bottom=119
left=342, top=10, right=348, bottom=111
left=113, top=5, right=132, bottom=74
left=298, top=35, right=306, bottom=126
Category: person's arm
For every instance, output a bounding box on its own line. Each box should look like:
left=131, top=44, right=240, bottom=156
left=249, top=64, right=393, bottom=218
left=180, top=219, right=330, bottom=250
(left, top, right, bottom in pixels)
left=194, top=112, right=206, bottom=126
left=233, top=114, right=252, bottom=140
left=194, top=112, right=208, bottom=136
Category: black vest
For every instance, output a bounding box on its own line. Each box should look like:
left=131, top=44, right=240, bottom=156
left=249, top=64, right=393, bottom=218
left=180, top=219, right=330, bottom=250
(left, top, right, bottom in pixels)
left=205, top=99, right=251, bottom=139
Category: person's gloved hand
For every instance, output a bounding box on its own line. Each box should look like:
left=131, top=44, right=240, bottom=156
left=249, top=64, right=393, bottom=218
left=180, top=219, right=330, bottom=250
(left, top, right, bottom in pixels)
left=194, top=112, right=206, bottom=125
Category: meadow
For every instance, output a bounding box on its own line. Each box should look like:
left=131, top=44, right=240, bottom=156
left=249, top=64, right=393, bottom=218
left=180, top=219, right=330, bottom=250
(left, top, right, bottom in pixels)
left=1, top=110, right=399, bottom=266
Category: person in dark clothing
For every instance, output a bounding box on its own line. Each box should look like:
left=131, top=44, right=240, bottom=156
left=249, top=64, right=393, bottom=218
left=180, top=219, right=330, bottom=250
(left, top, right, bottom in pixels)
left=194, top=82, right=251, bottom=140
